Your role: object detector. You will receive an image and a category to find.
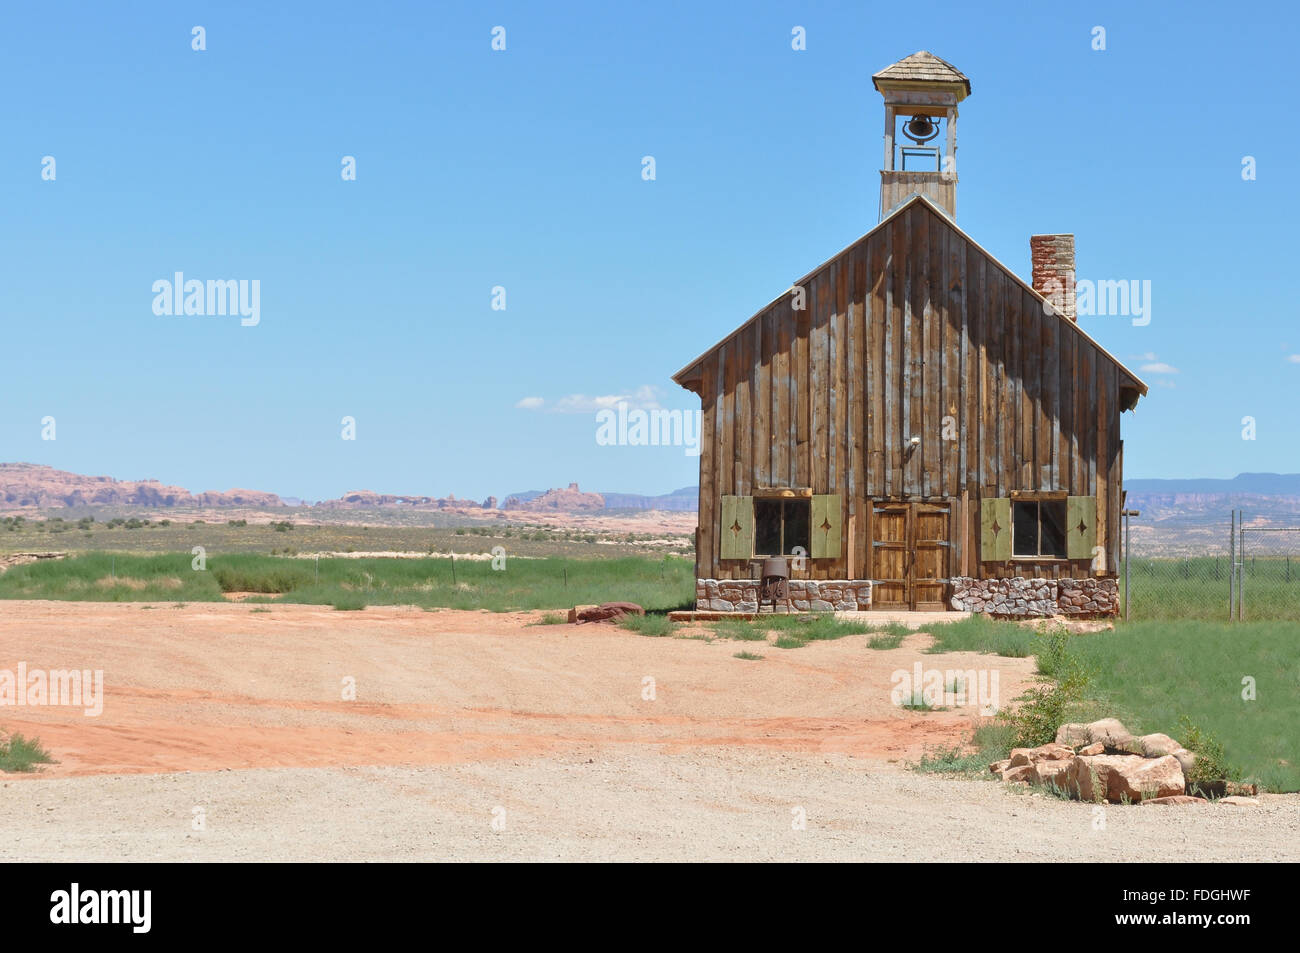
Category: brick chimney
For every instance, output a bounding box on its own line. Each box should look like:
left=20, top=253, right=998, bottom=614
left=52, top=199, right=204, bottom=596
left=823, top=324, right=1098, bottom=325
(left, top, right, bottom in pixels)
left=1030, top=234, right=1076, bottom=322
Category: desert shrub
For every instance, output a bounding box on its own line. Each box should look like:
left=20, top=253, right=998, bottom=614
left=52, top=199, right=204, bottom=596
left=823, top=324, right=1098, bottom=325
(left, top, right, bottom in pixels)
left=0, top=732, right=54, bottom=773
left=1178, top=715, right=1242, bottom=795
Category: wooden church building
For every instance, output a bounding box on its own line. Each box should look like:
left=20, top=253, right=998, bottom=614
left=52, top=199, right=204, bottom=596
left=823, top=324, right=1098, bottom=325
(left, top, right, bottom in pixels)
left=673, top=51, right=1147, bottom=616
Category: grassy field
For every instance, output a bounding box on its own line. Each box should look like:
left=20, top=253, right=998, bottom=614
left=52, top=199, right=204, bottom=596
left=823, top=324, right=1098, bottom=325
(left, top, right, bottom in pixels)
left=924, top=616, right=1298, bottom=793
left=1122, top=556, right=1300, bottom=621
left=0, top=513, right=689, bottom=559
left=0, top=551, right=697, bottom=612
left=1070, top=620, right=1298, bottom=793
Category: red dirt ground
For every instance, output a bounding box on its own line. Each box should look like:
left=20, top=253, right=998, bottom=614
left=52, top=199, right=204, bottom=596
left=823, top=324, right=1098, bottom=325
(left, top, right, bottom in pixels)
left=0, top=601, right=1035, bottom=777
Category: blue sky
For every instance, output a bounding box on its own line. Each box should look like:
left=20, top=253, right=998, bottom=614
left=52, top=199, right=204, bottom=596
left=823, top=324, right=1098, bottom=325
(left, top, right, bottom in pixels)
left=3, top=1, right=1296, bottom=501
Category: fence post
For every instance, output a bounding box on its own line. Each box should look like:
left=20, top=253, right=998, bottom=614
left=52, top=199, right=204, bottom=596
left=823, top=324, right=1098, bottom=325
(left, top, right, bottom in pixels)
left=1124, top=510, right=1130, bottom=621
left=1229, top=510, right=1235, bottom=621
left=1121, top=509, right=1139, bottom=621
left=1238, top=512, right=1245, bottom=621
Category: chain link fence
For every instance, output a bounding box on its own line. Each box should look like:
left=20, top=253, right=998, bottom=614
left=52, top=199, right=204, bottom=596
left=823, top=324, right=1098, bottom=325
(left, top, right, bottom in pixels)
left=1121, top=509, right=1300, bottom=621
left=1236, top=523, right=1300, bottom=621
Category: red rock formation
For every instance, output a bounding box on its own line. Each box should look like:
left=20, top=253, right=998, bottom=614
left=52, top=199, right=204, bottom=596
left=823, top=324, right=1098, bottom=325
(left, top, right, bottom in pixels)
left=503, top=483, right=604, bottom=512
left=0, top=463, right=284, bottom=509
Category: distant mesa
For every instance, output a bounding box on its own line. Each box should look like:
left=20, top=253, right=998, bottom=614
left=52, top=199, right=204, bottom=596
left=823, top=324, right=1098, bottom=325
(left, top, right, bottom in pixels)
left=314, top=489, right=494, bottom=511
left=0, top=463, right=282, bottom=509
left=503, top=483, right=604, bottom=512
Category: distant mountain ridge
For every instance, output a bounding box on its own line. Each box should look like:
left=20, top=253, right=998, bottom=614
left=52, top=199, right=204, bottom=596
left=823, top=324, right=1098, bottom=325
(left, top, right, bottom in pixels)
left=7, top=463, right=1297, bottom=520
left=0, top=463, right=283, bottom=510
left=1125, top=473, right=1300, bottom=496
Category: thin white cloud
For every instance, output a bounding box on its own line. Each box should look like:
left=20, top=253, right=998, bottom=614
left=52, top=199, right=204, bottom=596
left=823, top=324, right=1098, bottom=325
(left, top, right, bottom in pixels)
left=1287, top=354, right=1300, bottom=364
left=1140, top=362, right=1179, bottom=375
left=515, top=385, right=664, bottom=414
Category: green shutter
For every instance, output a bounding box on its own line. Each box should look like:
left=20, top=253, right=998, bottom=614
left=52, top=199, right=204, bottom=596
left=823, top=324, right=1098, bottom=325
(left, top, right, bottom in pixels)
left=980, top=498, right=1012, bottom=562
left=719, top=495, right=753, bottom=560
left=1066, top=496, right=1098, bottom=561
left=811, top=494, right=842, bottom=559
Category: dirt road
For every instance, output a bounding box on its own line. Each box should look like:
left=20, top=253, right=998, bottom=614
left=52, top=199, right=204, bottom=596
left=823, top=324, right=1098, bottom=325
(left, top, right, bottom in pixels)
left=1, top=601, right=1295, bottom=861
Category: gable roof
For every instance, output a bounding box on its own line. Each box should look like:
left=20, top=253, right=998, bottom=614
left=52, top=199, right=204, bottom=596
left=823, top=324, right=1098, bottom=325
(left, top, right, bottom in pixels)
left=872, top=50, right=971, bottom=96
left=671, top=193, right=1148, bottom=409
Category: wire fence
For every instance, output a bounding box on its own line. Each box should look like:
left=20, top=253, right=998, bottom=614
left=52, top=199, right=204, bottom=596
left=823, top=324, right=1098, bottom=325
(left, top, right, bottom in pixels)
left=1121, top=509, right=1300, bottom=621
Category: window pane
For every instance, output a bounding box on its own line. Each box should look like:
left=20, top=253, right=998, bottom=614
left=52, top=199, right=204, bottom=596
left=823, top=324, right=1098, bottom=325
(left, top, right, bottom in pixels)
left=1040, top=500, right=1067, bottom=558
left=754, top=499, right=782, bottom=556
left=1012, top=501, right=1039, bottom=557
left=784, top=500, right=811, bottom=556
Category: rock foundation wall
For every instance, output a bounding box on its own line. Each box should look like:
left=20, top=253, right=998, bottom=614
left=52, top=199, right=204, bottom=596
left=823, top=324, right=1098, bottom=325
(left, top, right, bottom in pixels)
left=950, top=576, right=1119, bottom=618
left=695, top=576, right=1117, bottom=617
left=695, top=579, right=871, bottom=612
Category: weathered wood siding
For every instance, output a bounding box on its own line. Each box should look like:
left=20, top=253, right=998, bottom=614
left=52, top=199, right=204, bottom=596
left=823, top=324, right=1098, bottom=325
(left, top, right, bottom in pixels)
left=691, top=201, right=1126, bottom=582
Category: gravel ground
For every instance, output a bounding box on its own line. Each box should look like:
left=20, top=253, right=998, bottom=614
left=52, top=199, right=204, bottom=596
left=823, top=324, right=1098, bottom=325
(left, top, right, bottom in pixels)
left=3, top=748, right=1296, bottom=862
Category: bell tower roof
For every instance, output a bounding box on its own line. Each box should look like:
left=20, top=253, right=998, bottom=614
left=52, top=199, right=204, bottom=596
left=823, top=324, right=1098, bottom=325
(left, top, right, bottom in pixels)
left=873, top=51, right=968, bottom=222
left=872, top=50, right=971, bottom=99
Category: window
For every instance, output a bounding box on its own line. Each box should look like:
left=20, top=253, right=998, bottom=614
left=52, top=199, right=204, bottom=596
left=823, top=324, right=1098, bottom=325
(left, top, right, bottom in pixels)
left=753, top=498, right=810, bottom=557
left=1012, top=499, right=1068, bottom=559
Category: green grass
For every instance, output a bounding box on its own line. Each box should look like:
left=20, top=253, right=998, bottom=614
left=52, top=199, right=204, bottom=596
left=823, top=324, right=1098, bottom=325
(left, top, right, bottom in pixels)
left=0, top=552, right=696, bottom=613
left=533, top=612, right=568, bottom=625
left=898, top=689, right=944, bottom=711
left=866, top=624, right=911, bottom=649
left=909, top=617, right=1299, bottom=793
left=708, top=614, right=908, bottom=649
left=1123, top=556, right=1300, bottom=621
left=617, top=613, right=677, bottom=637
left=923, top=614, right=1035, bottom=657
left=733, top=650, right=765, bottom=661
left=915, top=722, right=1016, bottom=774
left=1068, top=620, right=1298, bottom=792
left=0, top=512, right=692, bottom=560
left=0, top=732, right=55, bottom=773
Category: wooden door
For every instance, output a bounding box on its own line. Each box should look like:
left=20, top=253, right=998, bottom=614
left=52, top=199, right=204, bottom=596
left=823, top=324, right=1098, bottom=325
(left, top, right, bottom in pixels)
left=911, top=502, right=952, bottom=611
left=870, top=502, right=910, bottom=610
left=870, top=500, right=953, bottom=610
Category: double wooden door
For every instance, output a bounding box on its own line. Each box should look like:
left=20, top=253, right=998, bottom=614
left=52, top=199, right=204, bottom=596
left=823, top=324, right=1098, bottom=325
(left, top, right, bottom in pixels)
left=871, top=500, right=952, bottom=611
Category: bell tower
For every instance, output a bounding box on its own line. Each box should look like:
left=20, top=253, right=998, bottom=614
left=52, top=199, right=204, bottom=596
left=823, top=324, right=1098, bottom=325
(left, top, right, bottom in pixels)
left=872, top=51, right=970, bottom=221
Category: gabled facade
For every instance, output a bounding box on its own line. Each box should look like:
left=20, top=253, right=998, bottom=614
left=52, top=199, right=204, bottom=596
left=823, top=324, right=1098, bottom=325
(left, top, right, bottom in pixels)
left=672, top=53, right=1146, bottom=616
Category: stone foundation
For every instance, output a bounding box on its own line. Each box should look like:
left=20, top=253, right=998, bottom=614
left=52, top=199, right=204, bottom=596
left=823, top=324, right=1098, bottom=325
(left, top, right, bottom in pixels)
left=695, top=578, right=872, bottom=612
left=949, top=576, right=1119, bottom=618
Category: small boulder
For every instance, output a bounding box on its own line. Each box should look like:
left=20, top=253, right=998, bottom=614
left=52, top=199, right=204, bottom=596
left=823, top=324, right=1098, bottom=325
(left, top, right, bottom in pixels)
left=988, top=759, right=1011, bottom=775
left=1002, top=764, right=1036, bottom=784
left=1218, top=796, right=1259, bottom=807
left=1055, top=723, right=1090, bottom=747
left=1138, top=733, right=1184, bottom=758
left=1085, top=718, right=1132, bottom=748
left=1008, top=748, right=1036, bottom=768
left=1033, top=758, right=1074, bottom=788
left=1030, top=742, right=1075, bottom=762
left=1141, top=795, right=1207, bottom=806
left=1072, top=753, right=1185, bottom=803
left=1078, top=742, right=1105, bottom=756
left=575, top=602, right=645, bottom=623
left=567, top=605, right=597, bottom=623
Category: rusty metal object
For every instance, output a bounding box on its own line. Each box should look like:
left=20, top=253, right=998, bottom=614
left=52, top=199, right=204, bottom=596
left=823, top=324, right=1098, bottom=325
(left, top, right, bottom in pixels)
left=759, top=558, right=792, bottom=613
